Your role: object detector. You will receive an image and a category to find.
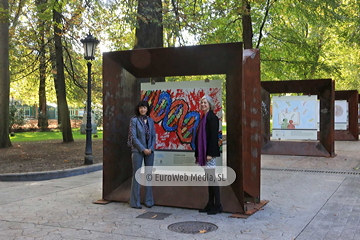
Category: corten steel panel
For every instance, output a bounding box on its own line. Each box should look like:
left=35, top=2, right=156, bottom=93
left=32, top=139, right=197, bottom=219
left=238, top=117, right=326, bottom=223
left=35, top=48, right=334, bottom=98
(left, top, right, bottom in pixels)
left=225, top=50, right=246, bottom=212
left=318, top=80, right=335, bottom=157
left=102, top=43, right=262, bottom=213
left=105, top=43, right=244, bottom=77
left=105, top=182, right=245, bottom=213
left=241, top=49, right=261, bottom=203
left=262, top=141, right=331, bottom=157
left=334, top=90, right=359, bottom=141
left=261, top=79, right=335, bottom=157
left=102, top=55, right=139, bottom=198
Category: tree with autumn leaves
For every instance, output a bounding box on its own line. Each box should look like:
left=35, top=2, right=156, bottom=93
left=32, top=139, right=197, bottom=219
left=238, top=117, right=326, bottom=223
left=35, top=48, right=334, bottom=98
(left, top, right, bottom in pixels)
left=0, top=0, right=359, bottom=148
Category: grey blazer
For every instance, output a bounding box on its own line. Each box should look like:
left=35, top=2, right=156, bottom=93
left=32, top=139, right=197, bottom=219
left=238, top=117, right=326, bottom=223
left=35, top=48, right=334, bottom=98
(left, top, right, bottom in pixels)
left=129, top=116, right=156, bottom=153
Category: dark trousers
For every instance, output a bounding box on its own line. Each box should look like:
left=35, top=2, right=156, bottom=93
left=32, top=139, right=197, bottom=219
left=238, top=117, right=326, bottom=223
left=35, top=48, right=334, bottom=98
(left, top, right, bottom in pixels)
left=205, top=168, right=221, bottom=205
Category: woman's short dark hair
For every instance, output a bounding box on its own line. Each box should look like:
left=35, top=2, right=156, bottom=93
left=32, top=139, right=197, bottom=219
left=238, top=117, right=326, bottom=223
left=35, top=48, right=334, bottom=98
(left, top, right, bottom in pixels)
left=135, top=100, right=150, bottom=116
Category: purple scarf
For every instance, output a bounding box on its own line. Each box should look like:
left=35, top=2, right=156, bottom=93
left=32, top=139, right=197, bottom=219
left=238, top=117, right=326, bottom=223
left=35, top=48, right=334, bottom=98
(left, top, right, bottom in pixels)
left=196, top=112, right=208, bottom=166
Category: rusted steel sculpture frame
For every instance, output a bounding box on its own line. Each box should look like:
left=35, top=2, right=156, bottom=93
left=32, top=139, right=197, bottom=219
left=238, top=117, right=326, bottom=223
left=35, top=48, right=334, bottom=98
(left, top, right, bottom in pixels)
left=102, top=43, right=262, bottom=213
left=334, top=90, right=359, bottom=141
left=261, top=79, right=335, bottom=157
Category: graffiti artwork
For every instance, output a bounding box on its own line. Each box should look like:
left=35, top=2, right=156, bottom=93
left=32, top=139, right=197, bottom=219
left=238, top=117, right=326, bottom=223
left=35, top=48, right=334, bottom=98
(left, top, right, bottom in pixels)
left=141, top=81, right=222, bottom=151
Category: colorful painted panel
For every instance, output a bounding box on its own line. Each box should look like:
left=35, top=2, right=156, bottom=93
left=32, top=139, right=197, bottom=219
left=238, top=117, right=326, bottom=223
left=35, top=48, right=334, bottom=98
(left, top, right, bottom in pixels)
left=141, top=81, right=222, bottom=151
left=272, top=95, right=318, bottom=140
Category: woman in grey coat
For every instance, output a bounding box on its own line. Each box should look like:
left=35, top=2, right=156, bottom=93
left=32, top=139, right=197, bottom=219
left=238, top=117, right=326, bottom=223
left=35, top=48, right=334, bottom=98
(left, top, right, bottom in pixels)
left=127, top=100, right=156, bottom=209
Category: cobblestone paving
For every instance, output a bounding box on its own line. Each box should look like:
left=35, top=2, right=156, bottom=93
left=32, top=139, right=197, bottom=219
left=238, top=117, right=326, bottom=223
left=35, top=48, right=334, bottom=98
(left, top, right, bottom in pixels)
left=0, top=140, right=360, bottom=239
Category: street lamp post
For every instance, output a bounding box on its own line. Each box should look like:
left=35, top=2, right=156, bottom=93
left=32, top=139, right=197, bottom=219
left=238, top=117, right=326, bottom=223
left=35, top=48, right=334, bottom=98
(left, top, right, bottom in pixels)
left=80, top=33, right=99, bottom=165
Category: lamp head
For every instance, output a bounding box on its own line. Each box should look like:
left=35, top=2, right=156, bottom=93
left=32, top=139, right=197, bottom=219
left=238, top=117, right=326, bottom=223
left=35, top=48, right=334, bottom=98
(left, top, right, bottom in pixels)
left=80, top=33, right=100, bottom=60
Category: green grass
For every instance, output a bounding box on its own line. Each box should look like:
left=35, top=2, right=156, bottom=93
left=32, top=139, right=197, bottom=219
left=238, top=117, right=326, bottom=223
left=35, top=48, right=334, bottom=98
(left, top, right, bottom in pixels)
left=9, top=120, right=268, bottom=142
left=10, top=130, right=103, bottom=142
left=222, top=122, right=226, bottom=134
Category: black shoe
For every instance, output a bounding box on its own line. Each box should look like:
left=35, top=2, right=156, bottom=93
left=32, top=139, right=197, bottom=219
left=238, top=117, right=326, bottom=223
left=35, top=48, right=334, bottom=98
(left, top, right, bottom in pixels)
left=207, top=204, right=222, bottom=215
left=199, top=204, right=214, bottom=213
left=145, top=205, right=153, bottom=208
left=131, top=206, right=142, bottom=209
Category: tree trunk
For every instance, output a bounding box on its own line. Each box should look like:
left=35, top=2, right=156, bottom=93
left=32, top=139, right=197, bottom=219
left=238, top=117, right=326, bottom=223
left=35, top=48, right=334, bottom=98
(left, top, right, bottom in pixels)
left=242, top=1, right=253, bottom=49
left=50, top=43, right=61, bottom=125
left=38, top=38, right=49, bottom=130
left=0, top=0, right=12, bottom=148
left=134, top=0, right=163, bottom=49
left=37, top=0, right=48, bottom=130
left=53, top=2, right=73, bottom=142
left=134, top=0, right=164, bottom=83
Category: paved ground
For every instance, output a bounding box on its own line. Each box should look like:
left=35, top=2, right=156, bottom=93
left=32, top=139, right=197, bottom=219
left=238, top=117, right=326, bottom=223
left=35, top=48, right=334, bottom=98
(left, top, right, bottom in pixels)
left=1, top=141, right=360, bottom=240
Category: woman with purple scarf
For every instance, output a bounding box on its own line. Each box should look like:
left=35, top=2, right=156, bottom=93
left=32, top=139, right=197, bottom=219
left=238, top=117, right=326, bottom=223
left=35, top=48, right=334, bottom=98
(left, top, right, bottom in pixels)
left=127, top=100, right=156, bottom=209
left=195, top=96, right=222, bottom=215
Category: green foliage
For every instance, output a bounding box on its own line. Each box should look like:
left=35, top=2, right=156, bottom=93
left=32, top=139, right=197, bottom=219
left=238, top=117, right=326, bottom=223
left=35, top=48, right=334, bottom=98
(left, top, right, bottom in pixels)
left=259, top=0, right=359, bottom=89
left=0, top=6, right=9, bottom=22
left=163, top=0, right=359, bottom=93
left=92, top=105, right=103, bottom=127
left=9, top=104, right=26, bottom=131
left=9, top=0, right=96, bottom=107
left=6, top=0, right=360, bottom=116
